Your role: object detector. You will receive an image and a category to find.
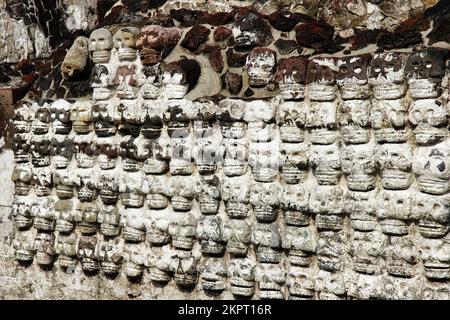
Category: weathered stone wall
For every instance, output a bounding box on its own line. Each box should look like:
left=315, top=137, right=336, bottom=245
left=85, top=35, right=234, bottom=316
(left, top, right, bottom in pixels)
left=1, top=0, right=450, bottom=300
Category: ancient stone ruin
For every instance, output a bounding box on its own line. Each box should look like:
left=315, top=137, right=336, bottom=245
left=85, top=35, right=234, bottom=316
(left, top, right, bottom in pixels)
left=0, top=0, right=450, bottom=299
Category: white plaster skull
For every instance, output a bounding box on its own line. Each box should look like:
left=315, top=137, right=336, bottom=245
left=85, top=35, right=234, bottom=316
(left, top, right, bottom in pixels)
left=89, top=28, right=113, bottom=64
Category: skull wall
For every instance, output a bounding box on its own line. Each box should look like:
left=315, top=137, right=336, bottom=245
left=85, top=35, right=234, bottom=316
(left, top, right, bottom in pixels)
left=4, top=7, right=450, bottom=299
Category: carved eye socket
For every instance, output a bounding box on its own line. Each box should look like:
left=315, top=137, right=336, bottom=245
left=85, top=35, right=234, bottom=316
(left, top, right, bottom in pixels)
left=374, top=66, right=381, bottom=73
left=354, top=67, right=362, bottom=74
left=425, top=61, right=433, bottom=69
left=340, top=66, right=348, bottom=74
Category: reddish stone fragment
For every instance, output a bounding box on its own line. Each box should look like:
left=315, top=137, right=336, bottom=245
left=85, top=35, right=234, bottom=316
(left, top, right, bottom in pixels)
left=181, top=25, right=211, bottom=52
left=295, top=20, right=334, bottom=49
left=221, top=72, right=242, bottom=95
left=226, top=49, right=248, bottom=68
left=213, top=26, right=232, bottom=42
left=203, top=46, right=224, bottom=73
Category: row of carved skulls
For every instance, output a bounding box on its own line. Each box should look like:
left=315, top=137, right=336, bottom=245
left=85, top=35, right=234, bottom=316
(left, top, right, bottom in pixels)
left=61, top=23, right=449, bottom=100
left=13, top=95, right=450, bottom=145
left=12, top=131, right=450, bottom=192
left=11, top=177, right=450, bottom=238
left=12, top=221, right=450, bottom=288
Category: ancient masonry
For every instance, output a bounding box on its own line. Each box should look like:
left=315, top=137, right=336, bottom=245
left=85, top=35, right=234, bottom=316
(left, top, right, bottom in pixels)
left=1, top=0, right=450, bottom=299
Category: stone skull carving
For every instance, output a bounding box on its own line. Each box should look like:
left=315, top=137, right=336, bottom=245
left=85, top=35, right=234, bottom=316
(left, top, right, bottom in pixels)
left=74, top=169, right=99, bottom=203
left=168, top=211, right=197, bottom=250
left=89, top=28, right=113, bottom=64
left=405, top=48, right=447, bottom=99
left=287, top=267, right=316, bottom=300
left=119, top=135, right=151, bottom=172
left=218, top=99, right=247, bottom=140
left=32, top=196, right=56, bottom=232
left=280, top=142, right=308, bottom=184
left=197, top=215, right=225, bottom=255
left=421, top=235, right=450, bottom=280
left=412, top=140, right=450, bottom=195
left=98, top=238, right=124, bottom=276
left=195, top=175, right=221, bottom=215
left=12, top=196, right=33, bottom=230
left=162, top=58, right=201, bottom=99
left=317, top=231, right=345, bottom=272
left=55, top=233, right=78, bottom=269
left=383, top=234, right=418, bottom=278
left=273, top=56, right=308, bottom=101
left=306, top=58, right=337, bottom=101
left=349, top=230, right=383, bottom=275
left=119, top=170, right=149, bottom=208
left=244, top=100, right=277, bottom=142
left=61, top=36, right=89, bottom=80
left=277, top=101, right=307, bottom=143
left=245, top=47, right=276, bottom=87
left=13, top=101, right=33, bottom=134
left=113, top=27, right=140, bottom=62
left=70, top=100, right=93, bottom=134
left=30, top=134, right=51, bottom=167
left=167, top=176, right=196, bottom=211
left=368, top=52, right=407, bottom=100
left=310, top=143, right=341, bottom=185
left=250, top=181, right=280, bottom=223
left=97, top=205, right=121, bottom=237
left=376, top=143, right=413, bottom=190
left=121, top=207, right=149, bottom=243
left=90, top=64, right=113, bottom=101
left=199, top=258, right=228, bottom=292
left=11, top=164, right=32, bottom=196
left=339, top=99, right=372, bottom=144
left=345, top=190, right=377, bottom=232
left=341, top=143, right=376, bottom=191
left=251, top=222, right=282, bottom=263
left=54, top=199, right=76, bottom=233
left=282, top=225, right=317, bottom=267
left=336, top=54, right=371, bottom=100
left=31, top=100, right=52, bottom=135
left=95, top=136, right=119, bottom=170
left=50, top=136, right=73, bottom=169
left=146, top=208, right=171, bottom=246
left=255, top=263, right=286, bottom=300
left=376, top=189, right=412, bottom=236
left=77, top=235, right=99, bottom=273
left=136, top=25, right=182, bottom=65
left=92, top=102, right=118, bottom=137
left=412, top=192, right=450, bottom=239
left=73, top=133, right=97, bottom=168
left=229, top=257, right=256, bottom=298
left=33, top=232, right=56, bottom=266
left=222, top=138, right=248, bottom=177
left=221, top=175, right=252, bottom=219
left=124, top=242, right=149, bottom=278
left=13, top=133, right=31, bottom=164
left=310, top=185, right=345, bottom=231
left=54, top=169, right=75, bottom=199
left=98, top=170, right=120, bottom=205
left=248, top=139, right=279, bottom=183
left=75, top=202, right=99, bottom=235
left=279, top=183, right=310, bottom=226
left=408, top=98, right=448, bottom=145
left=306, top=101, right=338, bottom=144
left=13, top=230, right=35, bottom=263
left=371, top=98, right=409, bottom=143
left=223, top=218, right=252, bottom=257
